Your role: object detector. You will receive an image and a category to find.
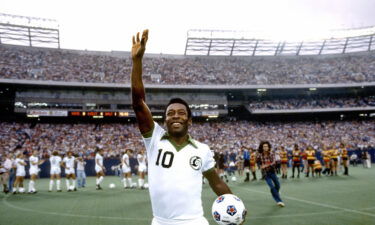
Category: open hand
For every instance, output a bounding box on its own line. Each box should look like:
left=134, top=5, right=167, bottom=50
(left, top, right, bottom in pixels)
left=131, top=29, right=148, bottom=60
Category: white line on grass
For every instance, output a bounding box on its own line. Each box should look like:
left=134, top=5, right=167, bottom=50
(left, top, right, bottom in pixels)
left=2, top=195, right=151, bottom=221
left=237, top=186, right=375, bottom=218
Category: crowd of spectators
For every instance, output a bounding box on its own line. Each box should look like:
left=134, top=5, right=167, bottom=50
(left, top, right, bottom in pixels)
left=1, top=120, right=374, bottom=160
left=249, top=95, right=375, bottom=110
left=1, top=44, right=375, bottom=85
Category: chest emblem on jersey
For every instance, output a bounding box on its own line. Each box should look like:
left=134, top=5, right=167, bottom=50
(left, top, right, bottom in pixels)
left=189, top=156, right=202, bottom=170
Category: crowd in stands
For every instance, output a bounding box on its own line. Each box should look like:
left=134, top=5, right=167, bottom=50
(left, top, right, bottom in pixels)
left=249, top=95, right=375, bottom=110
left=1, top=44, right=375, bottom=85
left=1, top=120, right=374, bottom=160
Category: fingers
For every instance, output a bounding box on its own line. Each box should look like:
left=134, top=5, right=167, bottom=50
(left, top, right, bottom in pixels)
left=132, top=36, right=135, bottom=45
left=136, top=32, right=140, bottom=43
left=141, top=29, right=149, bottom=45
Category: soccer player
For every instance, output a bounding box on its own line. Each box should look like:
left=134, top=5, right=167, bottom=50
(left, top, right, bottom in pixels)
left=257, top=141, right=285, bottom=207
left=279, top=146, right=288, bottom=179
left=242, top=146, right=251, bottom=182
left=305, top=146, right=316, bottom=177
left=291, top=144, right=301, bottom=178
left=49, top=151, right=62, bottom=192
left=339, top=143, right=349, bottom=175
left=95, top=147, right=105, bottom=190
left=131, top=29, right=238, bottom=225
left=13, top=153, right=26, bottom=194
left=313, top=160, right=322, bottom=177
left=330, top=145, right=339, bottom=176
left=249, top=148, right=258, bottom=181
left=322, top=146, right=331, bottom=175
left=62, top=151, right=77, bottom=191
left=121, top=149, right=134, bottom=189
left=137, top=149, right=147, bottom=189
left=28, top=150, right=45, bottom=193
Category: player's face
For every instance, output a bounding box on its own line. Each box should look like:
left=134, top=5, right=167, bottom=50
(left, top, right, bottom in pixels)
left=263, top=143, right=270, bottom=152
left=165, top=103, right=191, bottom=137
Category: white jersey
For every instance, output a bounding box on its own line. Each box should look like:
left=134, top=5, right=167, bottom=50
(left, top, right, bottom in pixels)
left=143, top=122, right=215, bottom=221
left=15, top=158, right=26, bottom=176
left=137, top=153, right=147, bottom=173
left=29, top=155, right=39, bottom=175
left=50, top=156, right=62, bottom=168
left=122, top=154, right=131, bottom=173
left=63, top=156, right=75, bottom=170
left=95, top=153, right=104, bottom=173
left=95, top=153, right=103, bottom=167
left=122, top=154, right=130, bottom=167
left=137, top=154, right=146, bottom=166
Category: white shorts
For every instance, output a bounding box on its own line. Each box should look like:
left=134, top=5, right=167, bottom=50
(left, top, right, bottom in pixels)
left=50, top=167, right=61, bottom=175
left=95, top=165, right=103, bottom=174
left=138, top=164, right=147, bottom=173
left=65, top=168, right=75, bottom=175
left=16, top=169, right=26, bottom=177
left=151, top=217, right=209, bottom=225
left=122, top=166, right=131, bottom=174
left=29, top=167, right=38, bottom=175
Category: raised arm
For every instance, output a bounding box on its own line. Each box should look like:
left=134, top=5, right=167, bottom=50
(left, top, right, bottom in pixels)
left=131, top=29, right=153, bottom=135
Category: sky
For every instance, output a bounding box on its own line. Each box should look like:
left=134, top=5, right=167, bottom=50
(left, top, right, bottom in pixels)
left=1, top=0, right=375, bottom=54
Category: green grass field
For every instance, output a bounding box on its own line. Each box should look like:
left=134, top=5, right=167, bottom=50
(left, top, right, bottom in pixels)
left=1, top=166, right=375, bottom=225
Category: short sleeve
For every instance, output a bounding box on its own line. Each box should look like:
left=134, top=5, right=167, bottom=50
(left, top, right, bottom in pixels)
left=142, top=122, right=165, bottom=157
left=201, top=146, right=216, bottom=172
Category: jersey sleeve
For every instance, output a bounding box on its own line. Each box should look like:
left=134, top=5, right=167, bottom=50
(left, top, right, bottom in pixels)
left=201, top=145, right=216, bottom=172
left=142, top=122, right=165, bottom=157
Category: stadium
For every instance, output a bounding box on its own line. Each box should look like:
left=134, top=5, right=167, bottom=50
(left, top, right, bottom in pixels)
left=1, top=10, right=375, bottom=225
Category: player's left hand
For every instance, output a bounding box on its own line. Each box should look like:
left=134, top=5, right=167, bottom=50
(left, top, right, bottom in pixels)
left=131, top=29, right=148, bottom=60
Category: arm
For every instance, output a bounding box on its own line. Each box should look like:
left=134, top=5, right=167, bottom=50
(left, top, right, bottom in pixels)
left=131, top=30, right=153, bottom=135
left=203, top=168, right=232, bottom=196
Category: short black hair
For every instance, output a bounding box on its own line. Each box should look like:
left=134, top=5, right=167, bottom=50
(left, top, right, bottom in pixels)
left=164, top=98, right=192, bottom=119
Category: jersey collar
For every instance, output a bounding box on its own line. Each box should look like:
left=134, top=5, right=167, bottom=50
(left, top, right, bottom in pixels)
left=161, top=133, right=198, bottom=151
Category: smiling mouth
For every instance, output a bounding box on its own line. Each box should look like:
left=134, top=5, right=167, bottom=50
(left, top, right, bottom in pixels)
left=171, top=122, right=182, bottom=128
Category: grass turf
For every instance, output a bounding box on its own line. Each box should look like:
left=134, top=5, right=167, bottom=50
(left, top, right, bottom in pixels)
left=1, top=166, right=375, bottom=225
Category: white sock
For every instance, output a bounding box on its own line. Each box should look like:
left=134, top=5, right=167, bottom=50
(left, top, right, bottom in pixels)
left=19, top=187, right=25, bottom=193
left=56, top=180, right=61, bottom=190
left=72, top=179, right=76, bottom=189
left=98, top=176, right=103, bottom=185
left=96, top=178, right=99, bottom=185
left=29, top=180, right=35, bottom=192
left=49, top=180, right=54, bottom=191
left=138, top=179, right=142, bottom=187
left=66, top=180, right=70, bottom=190
left=127, top=178, right=133, bottom=187
left=123, top=178, right=127, bottom=187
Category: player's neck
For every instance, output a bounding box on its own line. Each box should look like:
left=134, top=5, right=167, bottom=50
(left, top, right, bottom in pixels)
left=169, top=134, right=189, bottom=146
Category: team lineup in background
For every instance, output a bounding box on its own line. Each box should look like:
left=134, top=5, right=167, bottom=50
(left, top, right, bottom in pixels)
left=0, top=140, right=370, bottom=194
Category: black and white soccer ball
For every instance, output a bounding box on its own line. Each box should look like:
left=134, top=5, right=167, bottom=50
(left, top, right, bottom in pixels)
left=212, top=194, right=247, bottom=225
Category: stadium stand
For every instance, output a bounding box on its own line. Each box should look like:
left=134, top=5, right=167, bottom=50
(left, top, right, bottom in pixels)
left=1, top=44, right=375, bottom=85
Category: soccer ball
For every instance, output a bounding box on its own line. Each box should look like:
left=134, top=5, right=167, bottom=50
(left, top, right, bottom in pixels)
left=212, top=194, right=246, bottom=225
left=109, top=183, right=116, bottom=189
left=231, top=176, right=237, bottom=182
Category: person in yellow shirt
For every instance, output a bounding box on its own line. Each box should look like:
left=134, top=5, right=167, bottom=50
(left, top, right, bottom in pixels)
left=322, top=146, right=331, bottom=176
left=330, top=146, right=339, bottom=176
left=305, top=146, right=316, bottom=177
left=339, top=143, right=349, bottom=176
left=313, top=160, right=322, bottom=177
left=291, top=144, right=301, bottom=178
left=279, top=146, right=288, bottom=179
